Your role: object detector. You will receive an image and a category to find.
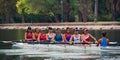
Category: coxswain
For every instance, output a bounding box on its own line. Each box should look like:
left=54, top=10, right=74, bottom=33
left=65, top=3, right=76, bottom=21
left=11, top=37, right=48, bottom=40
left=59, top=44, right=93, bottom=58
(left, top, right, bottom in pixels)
left=97, top=32, right=109, bottom=47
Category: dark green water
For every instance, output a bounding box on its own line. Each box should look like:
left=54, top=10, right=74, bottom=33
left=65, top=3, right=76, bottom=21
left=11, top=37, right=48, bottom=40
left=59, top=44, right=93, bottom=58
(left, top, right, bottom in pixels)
left=0, top=29, right=120, bottom=42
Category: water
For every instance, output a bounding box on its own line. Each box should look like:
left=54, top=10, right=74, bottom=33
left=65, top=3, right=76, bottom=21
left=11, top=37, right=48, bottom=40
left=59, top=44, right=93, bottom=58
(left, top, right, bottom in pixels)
left=0, top=46, right=120, bottom=60
left=0, top=29, right=120, bottom=60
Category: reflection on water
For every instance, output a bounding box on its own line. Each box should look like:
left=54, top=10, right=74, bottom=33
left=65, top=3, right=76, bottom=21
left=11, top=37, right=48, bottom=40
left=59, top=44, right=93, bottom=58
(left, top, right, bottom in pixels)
left=0, top=47, right=120, bottom=60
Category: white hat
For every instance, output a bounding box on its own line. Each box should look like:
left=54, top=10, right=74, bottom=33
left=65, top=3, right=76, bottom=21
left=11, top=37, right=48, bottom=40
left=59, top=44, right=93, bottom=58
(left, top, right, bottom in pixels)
left=41, top=28, right=46, bottom=30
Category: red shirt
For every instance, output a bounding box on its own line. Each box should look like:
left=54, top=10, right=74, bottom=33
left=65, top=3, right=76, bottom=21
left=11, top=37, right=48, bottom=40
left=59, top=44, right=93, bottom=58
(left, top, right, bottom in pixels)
left=39, top=33, right=47, bottom=40
left=64, top=33, right=71, bottom=42
left=34, top=33, right=40, bottom=40
left=26, top=32, right=33, bottom=40
left=84, top=35, right=90, bottom=42
left=65, top=33, right=71, bottom=38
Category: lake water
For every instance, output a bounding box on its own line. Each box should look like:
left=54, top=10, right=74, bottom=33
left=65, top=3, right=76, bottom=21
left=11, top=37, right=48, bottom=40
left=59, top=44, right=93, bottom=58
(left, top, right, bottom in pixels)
left=0, top=29, right=120, bottom=60
left=0, top=45, right=120, bottom=60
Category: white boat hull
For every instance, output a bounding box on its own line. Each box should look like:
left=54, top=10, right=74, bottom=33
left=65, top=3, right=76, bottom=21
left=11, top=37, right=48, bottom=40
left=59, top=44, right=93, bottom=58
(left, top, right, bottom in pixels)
left=12, top=43, right=120, bottom=51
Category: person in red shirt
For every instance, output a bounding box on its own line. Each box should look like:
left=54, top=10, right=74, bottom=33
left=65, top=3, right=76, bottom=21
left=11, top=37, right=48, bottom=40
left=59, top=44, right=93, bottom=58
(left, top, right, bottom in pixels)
left=81, top=28, right=98, bottom=44
left=33, top=28, right=40, bottom=40
left=25, top=27, right=34, bottom=41
left=38, top=28, right=47, bottom=42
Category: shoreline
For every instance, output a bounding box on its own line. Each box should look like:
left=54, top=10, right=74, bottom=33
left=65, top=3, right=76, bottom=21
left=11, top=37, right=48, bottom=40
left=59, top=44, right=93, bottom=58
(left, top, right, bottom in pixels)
left=0, top=22, right=120, bottom=30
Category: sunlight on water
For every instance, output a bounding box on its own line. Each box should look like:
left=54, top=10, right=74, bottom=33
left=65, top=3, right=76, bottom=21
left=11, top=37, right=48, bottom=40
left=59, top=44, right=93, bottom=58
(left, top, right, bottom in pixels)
left=0, top=46, right=120, bottom=60
left=0, top=48, right=101, bottom=59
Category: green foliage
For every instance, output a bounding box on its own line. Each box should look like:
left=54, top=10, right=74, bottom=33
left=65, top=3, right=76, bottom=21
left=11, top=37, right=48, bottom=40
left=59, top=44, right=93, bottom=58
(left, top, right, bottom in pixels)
left=16, top=0, right=61, bottom=14
left=69, top=0, right=79, bottom=22
left=16, top=0, right=32, bottom=14
left=100, top=13, right=112, bottom=21
left=0, top=14, right=2, bottom=23
left=116, top=17, right=120, bottom=21
left=0, top=0, right=120, bottom=23
left=0, top=0, right=18, bottom=23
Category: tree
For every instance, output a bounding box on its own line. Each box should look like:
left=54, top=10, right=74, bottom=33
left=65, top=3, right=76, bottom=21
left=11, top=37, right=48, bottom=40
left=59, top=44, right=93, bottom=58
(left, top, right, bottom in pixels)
left=106, top=0, right=120, bottom=20
left=0, top=0, right=17, bottom=23
left=94, top=0, right=98, bottom=22
left=69, top=0, right=81, bottom=22
left=78, top=0, right=93, bottom=22
left=63, top=0, right=70, bottom=22
left=16, top=0, right=62, bottom=23
left=16, top=0, right=32, bottom=23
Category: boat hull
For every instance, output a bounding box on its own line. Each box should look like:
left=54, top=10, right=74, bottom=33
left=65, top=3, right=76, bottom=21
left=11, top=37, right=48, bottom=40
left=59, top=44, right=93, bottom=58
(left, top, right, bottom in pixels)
left=0, top=41, right=13, bottom=49
left=12, top=43, right=120, bottom=51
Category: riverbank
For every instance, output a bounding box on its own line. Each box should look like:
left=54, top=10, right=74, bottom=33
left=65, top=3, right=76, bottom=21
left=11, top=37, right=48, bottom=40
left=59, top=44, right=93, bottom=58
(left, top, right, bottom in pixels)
left=0, top=22, right=120, bottom=30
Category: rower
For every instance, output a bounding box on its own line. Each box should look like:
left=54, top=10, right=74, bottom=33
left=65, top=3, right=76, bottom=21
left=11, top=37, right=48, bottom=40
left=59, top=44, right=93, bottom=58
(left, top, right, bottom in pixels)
left=81, top=28, right=98, bottom=44
left=70, top=28, right=83, bottom=43
left=33, top=28, right=40, bottom=40
left=46, top=27, right=55, bottom=42
left=55, top=28, right=63, bottom=42
left=97, top=32, right=109, bottom=47
left=63, top=27, right=71, bottom=42
left=24, top=26, right=34, bottom=41
left=38, top=28, right=47, bottom=42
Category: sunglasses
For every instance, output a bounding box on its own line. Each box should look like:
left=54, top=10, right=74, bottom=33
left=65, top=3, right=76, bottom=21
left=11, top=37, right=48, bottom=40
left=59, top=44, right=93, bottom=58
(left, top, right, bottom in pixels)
left=84, top=30, right=88, bottom=31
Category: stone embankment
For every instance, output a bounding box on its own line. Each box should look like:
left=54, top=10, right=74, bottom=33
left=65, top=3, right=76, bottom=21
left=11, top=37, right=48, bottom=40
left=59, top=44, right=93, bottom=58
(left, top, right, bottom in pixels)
left=0, top=22, right=120, bottom=30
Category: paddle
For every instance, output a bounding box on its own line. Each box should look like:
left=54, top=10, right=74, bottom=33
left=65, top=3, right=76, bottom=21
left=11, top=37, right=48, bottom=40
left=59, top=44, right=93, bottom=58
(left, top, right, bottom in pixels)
left=15, top=40, right=94, bottom=44
left=0, top=40, right=92, bottom=44
left=1, top=40, right=120, bottom=46
left=109, top=42, right=120, bottom=46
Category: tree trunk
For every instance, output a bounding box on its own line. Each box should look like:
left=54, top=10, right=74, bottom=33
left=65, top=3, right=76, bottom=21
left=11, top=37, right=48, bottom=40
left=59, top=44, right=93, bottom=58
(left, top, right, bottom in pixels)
left=21, top=14, right=25, bottom=23
left=4, top=6, right=10, bottom=23
left=106, top=0, right=120, bottom=21
left=3, top=11, right=10, bottom=23
left=54, top=14, right=60, bottom=23
left=94, top=0, right=98, bottom=22
left=63, top=0, right=70, bottom=22
left=81, top=0, right=88, bottom=22
left=111, top=0, right=116, bottom=21
left=78, top=10, right=83, bottom=22
left=5, top=13, right=10, bottom=23
left=1, top=14, right=5, bottom=24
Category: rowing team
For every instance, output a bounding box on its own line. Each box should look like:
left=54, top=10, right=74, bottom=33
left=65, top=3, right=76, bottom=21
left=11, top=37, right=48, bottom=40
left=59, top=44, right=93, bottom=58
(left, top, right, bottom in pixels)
left=25, top=27, right=109, bottom=47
